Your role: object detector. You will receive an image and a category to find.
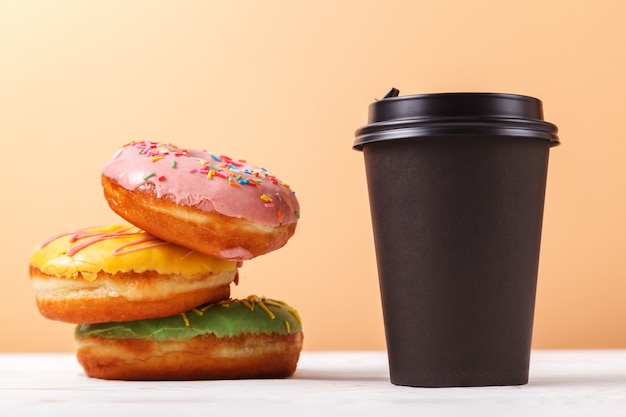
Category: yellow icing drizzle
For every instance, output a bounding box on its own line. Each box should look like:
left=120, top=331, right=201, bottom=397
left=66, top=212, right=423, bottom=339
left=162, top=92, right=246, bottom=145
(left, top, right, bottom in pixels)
left=29, top=224, right=237, bottom=280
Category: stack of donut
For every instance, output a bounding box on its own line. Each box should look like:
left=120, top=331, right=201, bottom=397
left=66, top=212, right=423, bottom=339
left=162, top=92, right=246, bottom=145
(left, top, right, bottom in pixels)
left=28, top=141, right=303, bottom=380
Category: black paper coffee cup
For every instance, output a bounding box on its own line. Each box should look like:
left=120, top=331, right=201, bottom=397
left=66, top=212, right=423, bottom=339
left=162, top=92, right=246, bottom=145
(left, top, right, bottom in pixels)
left=354, top=89, right=559, bottom=387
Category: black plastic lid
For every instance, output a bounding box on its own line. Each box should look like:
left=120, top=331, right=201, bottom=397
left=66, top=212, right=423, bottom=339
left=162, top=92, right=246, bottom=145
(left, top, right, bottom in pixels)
left=354, top=89, right=559, bottom=150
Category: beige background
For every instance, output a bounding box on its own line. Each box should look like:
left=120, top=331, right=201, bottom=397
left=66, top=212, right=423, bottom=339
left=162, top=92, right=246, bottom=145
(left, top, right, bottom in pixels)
left=1, top=0, right=625, bottom=352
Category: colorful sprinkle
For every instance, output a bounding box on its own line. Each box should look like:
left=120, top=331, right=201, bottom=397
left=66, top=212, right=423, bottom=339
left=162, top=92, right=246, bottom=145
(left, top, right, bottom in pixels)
left=289, top=308, right=302, bottom=324
left=143, top=172, right=156, bottom=181
left=257, top=300, right=276, bottom=320
left=260, top=194, right=273, bottom=203
left=171, top=160, right=177, bottom=169
left=181, top=312, right=190, bottom=327
left=285, top=321, right=291, bottom=334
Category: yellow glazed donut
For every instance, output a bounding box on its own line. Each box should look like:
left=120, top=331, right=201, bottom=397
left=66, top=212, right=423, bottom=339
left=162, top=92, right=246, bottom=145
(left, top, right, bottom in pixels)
left=29, top=225, right=238, bottom=324
left=75, top=295, right=304, bottom=380
left=101, top=141, right=300, bottom=261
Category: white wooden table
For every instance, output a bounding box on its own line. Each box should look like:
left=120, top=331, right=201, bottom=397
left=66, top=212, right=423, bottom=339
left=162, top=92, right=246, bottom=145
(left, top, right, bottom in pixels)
left=1, top=351, right=625, bottom=416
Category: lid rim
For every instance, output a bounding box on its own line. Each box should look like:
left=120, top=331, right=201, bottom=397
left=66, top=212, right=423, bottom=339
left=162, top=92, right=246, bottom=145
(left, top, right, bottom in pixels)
left=353, top=127, right=560, bottom=151
left=356, top=116, right=558, bottom=135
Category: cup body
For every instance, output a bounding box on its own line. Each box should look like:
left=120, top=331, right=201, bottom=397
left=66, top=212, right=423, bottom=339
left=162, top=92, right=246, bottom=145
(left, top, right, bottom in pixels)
left=354, top=92, right=559, bottom=387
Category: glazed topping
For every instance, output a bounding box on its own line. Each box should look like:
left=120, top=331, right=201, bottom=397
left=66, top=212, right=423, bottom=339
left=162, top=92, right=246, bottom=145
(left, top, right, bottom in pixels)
left=102, top=141, right=300, bottom=226
left=29, top=225, right=236, bottom=280
left=75, top=295, right=303, bottom=340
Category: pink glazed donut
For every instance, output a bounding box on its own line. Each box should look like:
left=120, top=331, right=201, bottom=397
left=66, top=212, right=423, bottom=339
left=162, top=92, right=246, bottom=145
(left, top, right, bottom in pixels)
left=101, top=141, right=300, bottom=261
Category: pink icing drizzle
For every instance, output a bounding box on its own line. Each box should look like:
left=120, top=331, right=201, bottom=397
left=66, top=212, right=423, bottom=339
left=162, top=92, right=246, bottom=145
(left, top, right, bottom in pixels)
left=101, top=141, right=300, bottom=226
left=40, top=226, right=172, bottom=257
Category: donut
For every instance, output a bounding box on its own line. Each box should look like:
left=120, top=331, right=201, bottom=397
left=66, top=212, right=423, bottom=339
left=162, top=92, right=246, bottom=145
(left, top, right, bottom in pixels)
left=29, top=224, right=238, bottom=324
left=74, top=295, right=304, bottom=380
left=101, top=141, right=300, bottom=261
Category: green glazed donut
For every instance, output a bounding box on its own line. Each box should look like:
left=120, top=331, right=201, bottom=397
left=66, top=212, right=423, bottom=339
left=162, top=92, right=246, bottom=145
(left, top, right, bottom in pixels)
left=75, top=295, right=304, bottom=380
